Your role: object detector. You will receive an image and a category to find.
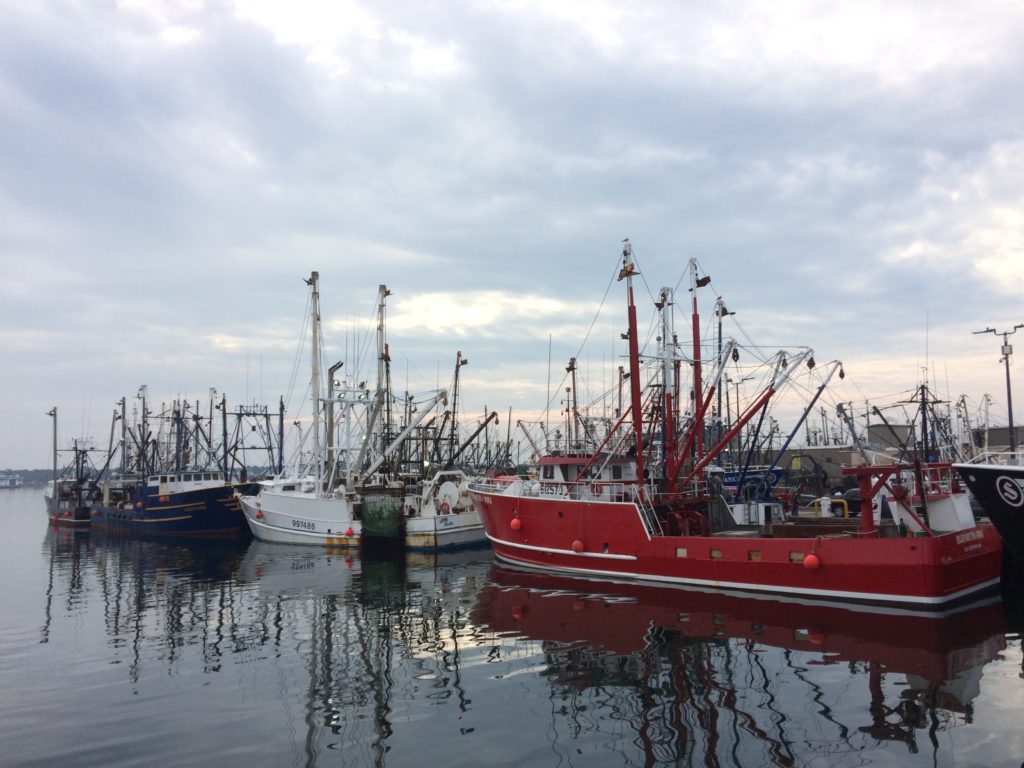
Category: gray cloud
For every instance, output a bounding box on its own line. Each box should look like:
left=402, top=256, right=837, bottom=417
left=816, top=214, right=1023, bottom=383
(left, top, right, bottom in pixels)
left=2, top=0, right=1022, bottom=467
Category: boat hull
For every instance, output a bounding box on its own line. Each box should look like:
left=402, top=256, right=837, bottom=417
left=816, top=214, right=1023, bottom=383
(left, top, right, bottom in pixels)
left=361, top=493, right=405, bottom=543
left=91, top=484, right=249, bottom=537
left=405, top=510, right=487, bottom=551
left=239, top=492, right=361, bottom=549
left=955, top=463, right=1024, bottom=566
left=43, top=484, right=95, bottom=527
left=469, top=488, right=1003, bottom=608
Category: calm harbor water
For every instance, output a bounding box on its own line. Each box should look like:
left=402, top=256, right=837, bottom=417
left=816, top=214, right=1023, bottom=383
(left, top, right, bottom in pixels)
left=2, top=487, right=1023, bottom=768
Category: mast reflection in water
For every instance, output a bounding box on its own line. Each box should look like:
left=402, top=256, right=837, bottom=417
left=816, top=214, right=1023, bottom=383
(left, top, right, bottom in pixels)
left=472, top=566, right=1013, bottom=766
left=2, top=489, right=1021, bottom=768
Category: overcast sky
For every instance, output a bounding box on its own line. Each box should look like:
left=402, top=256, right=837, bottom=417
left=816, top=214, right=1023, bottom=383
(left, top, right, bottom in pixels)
left=2, top=0, right=1022, bottom=470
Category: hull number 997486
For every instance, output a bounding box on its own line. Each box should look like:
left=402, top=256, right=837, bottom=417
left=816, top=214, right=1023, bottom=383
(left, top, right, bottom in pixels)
left=291, top=519, right=316, bottom=531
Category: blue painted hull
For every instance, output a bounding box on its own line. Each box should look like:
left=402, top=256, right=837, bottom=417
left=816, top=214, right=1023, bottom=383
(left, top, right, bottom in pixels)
left=91, top=484, right=253, bottom=537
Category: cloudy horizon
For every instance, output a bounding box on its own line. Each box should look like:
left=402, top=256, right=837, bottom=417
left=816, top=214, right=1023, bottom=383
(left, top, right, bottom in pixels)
left=2, top=0, right=1022, bottom=469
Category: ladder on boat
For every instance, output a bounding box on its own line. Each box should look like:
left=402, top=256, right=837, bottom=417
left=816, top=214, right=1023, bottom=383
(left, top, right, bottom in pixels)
left=635, top=494, right=663, bottom=537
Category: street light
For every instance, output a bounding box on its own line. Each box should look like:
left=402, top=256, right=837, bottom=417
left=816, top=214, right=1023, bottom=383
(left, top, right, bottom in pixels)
left=974, top=323, right=1024, bottom=456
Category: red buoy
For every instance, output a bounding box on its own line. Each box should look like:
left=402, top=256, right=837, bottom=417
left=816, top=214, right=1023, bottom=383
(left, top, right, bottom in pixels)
left=510, top=517, right=522, bottom=531
left=255, top=510, right=264, bottom=520
left=135, top=501, right=144, bottom=510
left=345, top=527, right=354, bottom=537
left=803, top=553, right=821, bottom=570
left=571, top=539, right=584, bottom=553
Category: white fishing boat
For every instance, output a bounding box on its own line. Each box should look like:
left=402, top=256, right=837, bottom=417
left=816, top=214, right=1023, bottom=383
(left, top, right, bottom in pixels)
left=403, top=469, right=487, bottom=551
left=239, top=274, right=446, bottom=548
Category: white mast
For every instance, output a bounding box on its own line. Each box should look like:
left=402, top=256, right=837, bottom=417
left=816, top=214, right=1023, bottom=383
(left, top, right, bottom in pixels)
left=307, top=272, right=322, bottom=488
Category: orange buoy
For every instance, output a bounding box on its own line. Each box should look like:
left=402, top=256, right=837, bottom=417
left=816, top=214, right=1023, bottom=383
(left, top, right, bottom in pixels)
left=803, top=553, right=821, bottom=570
left=571, top=539, right=584, bottom=553
left=159, top=495, right=169, bottom=503
left=255, top=510, right=264, bottom=520
left=510, top=517, right=522, bottom=531
left=345, top=527, right=354, bottom=537
left=135, top=501, right=144, bottom=510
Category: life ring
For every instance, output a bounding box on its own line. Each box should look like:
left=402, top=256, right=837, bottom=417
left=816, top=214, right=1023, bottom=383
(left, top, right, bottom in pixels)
left=591, top=483, right=603, bottom=496
left=439, top=499, right=451, bottom=515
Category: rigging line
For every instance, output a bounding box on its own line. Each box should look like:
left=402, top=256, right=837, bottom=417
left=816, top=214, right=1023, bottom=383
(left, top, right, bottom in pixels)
left=542, top=252, right=621, bottom=418
left=726, top=317, right=777, bottom=366
left=284, top=288, right=313, bottom=418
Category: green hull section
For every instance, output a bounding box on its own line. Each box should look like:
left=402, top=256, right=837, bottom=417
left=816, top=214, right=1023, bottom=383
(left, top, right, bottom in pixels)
left=361, top=494, right=404, bottom=541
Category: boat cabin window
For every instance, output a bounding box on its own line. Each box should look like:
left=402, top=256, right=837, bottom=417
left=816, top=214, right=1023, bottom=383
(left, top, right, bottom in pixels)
left=185, top=473, right=193, bottom=481
left=612, top=465, right=622, bottom=480
left=160, top=475, right=168, bottom=483
left=542, top=465, right=555, bottom=480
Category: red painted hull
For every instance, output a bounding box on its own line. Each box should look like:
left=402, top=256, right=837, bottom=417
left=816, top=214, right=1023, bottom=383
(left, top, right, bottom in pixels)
left=469, top=489, right=1003, bottom=607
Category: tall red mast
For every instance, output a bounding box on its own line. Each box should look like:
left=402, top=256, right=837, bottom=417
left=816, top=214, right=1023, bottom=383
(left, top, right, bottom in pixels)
left=620, top=241, right=646, bottom=497
left=689, top=258, right=705, bottom=463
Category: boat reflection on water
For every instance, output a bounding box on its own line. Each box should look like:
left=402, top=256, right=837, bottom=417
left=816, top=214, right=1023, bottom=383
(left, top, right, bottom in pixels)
left=233, top=541, right=492, bottom=766
left=35, top=526, right=493, bottom=768
left=31, top=517, right=1014, bottom=768
left=41, top=526, right=250, bottom=633
left=472, top=564, right=1008, bottom=763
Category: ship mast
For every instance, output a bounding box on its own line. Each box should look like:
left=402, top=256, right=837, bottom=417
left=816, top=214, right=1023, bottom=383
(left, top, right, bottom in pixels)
left=307, top=271, right=321, bottom=488
left=658, top=287, right=676, bottom=487
left=48, top=406, right=57, bottom=491
left=688, top=258, right=706, bottom=463
left=620, top=240, right=646, bottom=497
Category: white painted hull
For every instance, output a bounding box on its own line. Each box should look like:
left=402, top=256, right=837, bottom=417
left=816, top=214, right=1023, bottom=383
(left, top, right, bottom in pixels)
left=405, top=509, right=487, bottom=551
left=239, top=492, right=361, bottom=548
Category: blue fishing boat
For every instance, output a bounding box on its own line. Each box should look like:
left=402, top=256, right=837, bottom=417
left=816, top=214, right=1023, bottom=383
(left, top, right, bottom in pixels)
left=91, top=470, right=259, bottom=537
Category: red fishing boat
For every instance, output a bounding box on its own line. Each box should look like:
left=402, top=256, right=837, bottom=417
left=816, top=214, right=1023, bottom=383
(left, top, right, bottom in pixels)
left=468, top=242, right=1002, bottom=607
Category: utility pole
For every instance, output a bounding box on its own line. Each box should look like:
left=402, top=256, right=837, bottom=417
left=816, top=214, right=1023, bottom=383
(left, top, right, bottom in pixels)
left=974, top=323, right=1023, bottom=456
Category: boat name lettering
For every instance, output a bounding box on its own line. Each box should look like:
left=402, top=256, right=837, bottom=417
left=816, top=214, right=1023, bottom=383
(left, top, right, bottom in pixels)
left=291, top=519, right=316, bottom=531
left=542, top=483, right=568, bottom=495
left=955, top=530, right=984, bottom=545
